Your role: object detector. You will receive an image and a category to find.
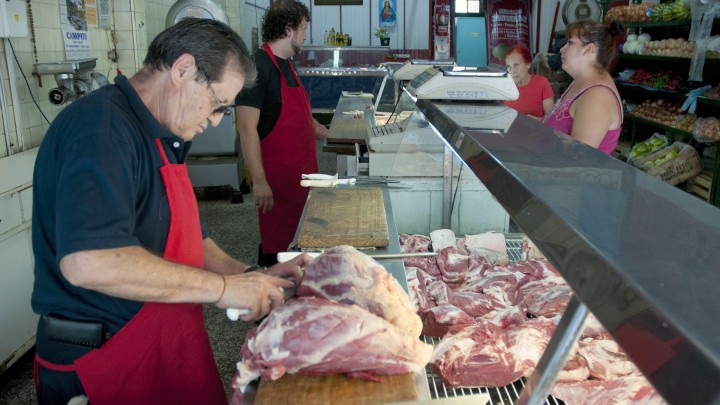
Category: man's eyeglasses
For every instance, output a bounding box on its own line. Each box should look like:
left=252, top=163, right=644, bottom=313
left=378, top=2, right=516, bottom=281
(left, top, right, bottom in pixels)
left=197, top=65, right=233, bottom=116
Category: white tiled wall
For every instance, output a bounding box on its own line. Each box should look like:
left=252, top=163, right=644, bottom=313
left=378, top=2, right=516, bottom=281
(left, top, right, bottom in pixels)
left=0, top=0, right=428, bottom=160
left=0, top=0, right=248, bottom=160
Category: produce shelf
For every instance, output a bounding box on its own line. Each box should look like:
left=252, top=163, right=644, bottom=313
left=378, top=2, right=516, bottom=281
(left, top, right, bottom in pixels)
left=622, top=18, right=719, bottom=29
left=619, top=54, right=720, bottom=66
left=623, top=20, right=691, bottom=28
left=615, top=81, right=687, bottom=101
left=625, top=114, right=694, bottom=140
left=698, top=96, right=720, bottom=107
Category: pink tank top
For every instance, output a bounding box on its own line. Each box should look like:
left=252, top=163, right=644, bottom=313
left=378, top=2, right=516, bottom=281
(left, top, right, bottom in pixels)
left=542, top=83, right=623, bottom=155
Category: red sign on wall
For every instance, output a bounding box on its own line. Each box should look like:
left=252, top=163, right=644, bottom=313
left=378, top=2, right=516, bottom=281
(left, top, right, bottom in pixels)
left=484, top=0, right=532, bottom=65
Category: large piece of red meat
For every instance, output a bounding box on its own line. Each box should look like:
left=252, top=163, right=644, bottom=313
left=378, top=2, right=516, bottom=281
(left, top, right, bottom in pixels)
left=429, top=319, right=524, bottom=387
left=296, top=245, right=423, bottom=337
left=232, top=297, right=433, bottom=395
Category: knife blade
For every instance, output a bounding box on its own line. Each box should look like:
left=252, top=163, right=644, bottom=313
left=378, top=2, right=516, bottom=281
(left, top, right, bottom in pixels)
left=277, top=251, right=436, bottom=262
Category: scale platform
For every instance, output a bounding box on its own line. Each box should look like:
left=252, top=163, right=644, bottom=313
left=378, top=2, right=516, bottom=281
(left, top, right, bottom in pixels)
left=435, top=103, right=519, bottom=134
left=406, top=66, right=519, bottom=101
left=392, top=59, right=456, bottom=82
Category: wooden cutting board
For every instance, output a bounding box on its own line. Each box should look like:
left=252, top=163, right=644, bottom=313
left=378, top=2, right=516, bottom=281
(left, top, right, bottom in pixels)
left=255, top=373, right=419, bottom=405
left=297, top=188, right=389, bottom=249
left=328, top=119, right=370, bottom=144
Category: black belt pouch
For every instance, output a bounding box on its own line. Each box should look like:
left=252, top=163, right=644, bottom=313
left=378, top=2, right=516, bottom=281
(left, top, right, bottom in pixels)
left=43, top=314, right=107, bottom=348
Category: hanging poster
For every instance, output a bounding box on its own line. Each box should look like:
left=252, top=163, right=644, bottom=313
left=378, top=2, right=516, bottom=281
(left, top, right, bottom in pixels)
left=379, top=0, right=397, bottom=27
left=60, top=0, right=91, bottom=60
left=483, top=0, right=531, bottom=65
left=85, top=0, right=98, bottom=28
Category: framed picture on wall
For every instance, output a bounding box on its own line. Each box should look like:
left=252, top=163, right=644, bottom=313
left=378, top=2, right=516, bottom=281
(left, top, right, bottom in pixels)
left=315, top=0, right=363, bottom=5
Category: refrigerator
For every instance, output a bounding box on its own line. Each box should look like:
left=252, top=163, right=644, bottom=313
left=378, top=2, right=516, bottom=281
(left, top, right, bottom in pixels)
left=455, top=17, right=487, bottom=67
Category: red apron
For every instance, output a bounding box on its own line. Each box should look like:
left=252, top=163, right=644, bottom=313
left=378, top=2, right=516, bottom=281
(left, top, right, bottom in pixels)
left=35, top=139, right=227, bottom=404
left=258, top=43, right=318, bottom=253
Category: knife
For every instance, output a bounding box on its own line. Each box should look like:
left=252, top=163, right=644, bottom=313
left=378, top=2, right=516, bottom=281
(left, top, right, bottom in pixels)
left=300, top=178, right=357, bottom=187
left=277, top=251, right=436, bottom=262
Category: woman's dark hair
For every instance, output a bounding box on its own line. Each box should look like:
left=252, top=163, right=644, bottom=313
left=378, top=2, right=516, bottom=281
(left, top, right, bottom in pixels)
left=262, top=0, right=311, bottom=43
left=504, top=44, right=532, bottom=65
left=565, top=20, right=624, bottom=71
left=144, top=17, right=256, bottom=87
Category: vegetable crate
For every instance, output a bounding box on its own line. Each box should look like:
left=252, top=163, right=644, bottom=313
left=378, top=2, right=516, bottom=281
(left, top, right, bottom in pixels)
left=633, top=141, right=703, bottom=186
left=687, top=170, right=713, bottom=202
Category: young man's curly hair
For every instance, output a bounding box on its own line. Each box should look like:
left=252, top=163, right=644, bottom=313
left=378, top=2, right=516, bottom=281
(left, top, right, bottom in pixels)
left=261, top=0, right=311, bottom=43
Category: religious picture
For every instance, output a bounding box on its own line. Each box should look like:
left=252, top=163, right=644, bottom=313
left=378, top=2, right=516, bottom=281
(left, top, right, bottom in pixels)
left=379, top=0, right=396, bottom=27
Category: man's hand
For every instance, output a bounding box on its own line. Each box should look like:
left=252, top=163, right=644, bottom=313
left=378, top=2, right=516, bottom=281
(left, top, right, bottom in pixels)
left=264, top=252, right=313, bottom=284
left=216, top=271, right=294, bottom=321
left=252, top=179, right=273, bottom=213
left=314, top=121, right=329, bottom=140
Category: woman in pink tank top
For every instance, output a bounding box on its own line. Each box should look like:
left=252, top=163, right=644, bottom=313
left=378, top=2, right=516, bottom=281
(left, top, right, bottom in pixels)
left=542, top=20, right=625, bottom=155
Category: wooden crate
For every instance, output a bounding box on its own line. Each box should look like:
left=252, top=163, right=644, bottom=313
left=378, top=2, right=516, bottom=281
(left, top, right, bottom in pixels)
left=687, top=170, right=713, bottom=201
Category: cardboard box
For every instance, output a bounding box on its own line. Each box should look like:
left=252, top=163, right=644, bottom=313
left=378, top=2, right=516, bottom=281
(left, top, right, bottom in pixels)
left=634, top=141, right=703, bottom=186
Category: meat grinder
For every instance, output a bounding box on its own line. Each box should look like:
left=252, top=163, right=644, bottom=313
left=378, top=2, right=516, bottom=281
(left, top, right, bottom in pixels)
left=34, top=58, right=108, bottom=105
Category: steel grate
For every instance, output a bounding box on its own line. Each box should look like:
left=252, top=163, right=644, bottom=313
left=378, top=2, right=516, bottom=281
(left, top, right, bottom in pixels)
left=419, top=238, right=564, bottom=405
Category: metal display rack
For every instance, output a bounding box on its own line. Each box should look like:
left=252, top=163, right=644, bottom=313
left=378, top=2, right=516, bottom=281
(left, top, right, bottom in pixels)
left=416, top=97, right=720, bottom=404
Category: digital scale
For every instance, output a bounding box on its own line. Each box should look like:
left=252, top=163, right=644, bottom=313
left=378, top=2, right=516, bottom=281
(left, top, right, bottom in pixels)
left=392, top=59, right=456, bottom=82
left=435, top=103, right=518, bottom=134
left=406, top=66, right=519, bottom=101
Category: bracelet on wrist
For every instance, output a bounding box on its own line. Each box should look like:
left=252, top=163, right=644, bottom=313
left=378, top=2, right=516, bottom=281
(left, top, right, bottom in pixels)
left=214, top=274, right=227, bottom=305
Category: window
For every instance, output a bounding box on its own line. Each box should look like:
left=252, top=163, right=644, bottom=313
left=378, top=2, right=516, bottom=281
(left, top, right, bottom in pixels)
left=455, top=0, right=482, bottom=14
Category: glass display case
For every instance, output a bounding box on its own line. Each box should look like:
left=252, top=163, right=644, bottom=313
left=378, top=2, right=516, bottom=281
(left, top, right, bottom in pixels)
left=309, top=85, right=720, bottom=403
left=294, top=45, right=389, bottom=68
left=412, top=93, right=720, bottom=404
left=294, top=46, right=392, bottom=110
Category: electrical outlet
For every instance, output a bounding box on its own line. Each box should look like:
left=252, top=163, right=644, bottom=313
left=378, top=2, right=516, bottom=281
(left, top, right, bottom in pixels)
left=107, top=49, right=118, bottom=63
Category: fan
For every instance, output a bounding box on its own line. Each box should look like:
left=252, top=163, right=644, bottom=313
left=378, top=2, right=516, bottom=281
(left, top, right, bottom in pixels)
left=562, top=0, right=603, bottom=24
left=165, top=0, right=229, bottom=28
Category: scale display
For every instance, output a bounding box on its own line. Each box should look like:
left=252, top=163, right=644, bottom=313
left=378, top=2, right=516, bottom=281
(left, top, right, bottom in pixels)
left=406, top=66, right=519, bottom=101
left=392, top=59, right=455, bottom=81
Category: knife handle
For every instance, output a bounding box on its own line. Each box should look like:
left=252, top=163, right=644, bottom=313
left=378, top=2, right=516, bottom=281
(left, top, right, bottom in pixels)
left=226, top=308, right=250, bottom=321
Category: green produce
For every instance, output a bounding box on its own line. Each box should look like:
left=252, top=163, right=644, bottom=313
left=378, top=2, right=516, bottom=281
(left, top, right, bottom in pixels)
left=650, top=149, right=679, bottom=166
left=651, top=0, right=690, bottom=22
left=629, top=136, right=667, bottom=160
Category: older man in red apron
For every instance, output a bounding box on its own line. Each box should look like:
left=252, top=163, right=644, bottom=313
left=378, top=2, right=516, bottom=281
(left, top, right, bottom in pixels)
left=236, top=0, right=329, bottom=267
left=31, top=19, right=308, bottom=404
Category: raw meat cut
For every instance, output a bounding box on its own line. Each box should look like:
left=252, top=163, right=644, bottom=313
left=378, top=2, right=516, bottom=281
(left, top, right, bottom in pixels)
left=521, top=283, right=573, bottom=318
left=457, top=266, right=520, bottom=307
left=507, top=316, right=557, bottom=377
left=579, top=338, right=636, bottom=380
left=551, top=374, right=667, bottom=405
left=509, top=259, right=557, bottom=280
left=522, top=236, right=544, bottom=260
left=462, top=231, right=509, bottom=265
left=449, top=291, right=504, bottom=318
left=404, top=267, right=424, bottom=312
left=420, top=304, right=475, bottom=337
left=429, top=320, right=523, bottom=388
left=430, top=229, right=457, bottom=251
left=232, top=297, right=433, bottom=398
left=399, top=233, right=431, bottom=252
left=435, top=247, right=472, bottom=284
left=296, top=245, right=422, bottom=337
